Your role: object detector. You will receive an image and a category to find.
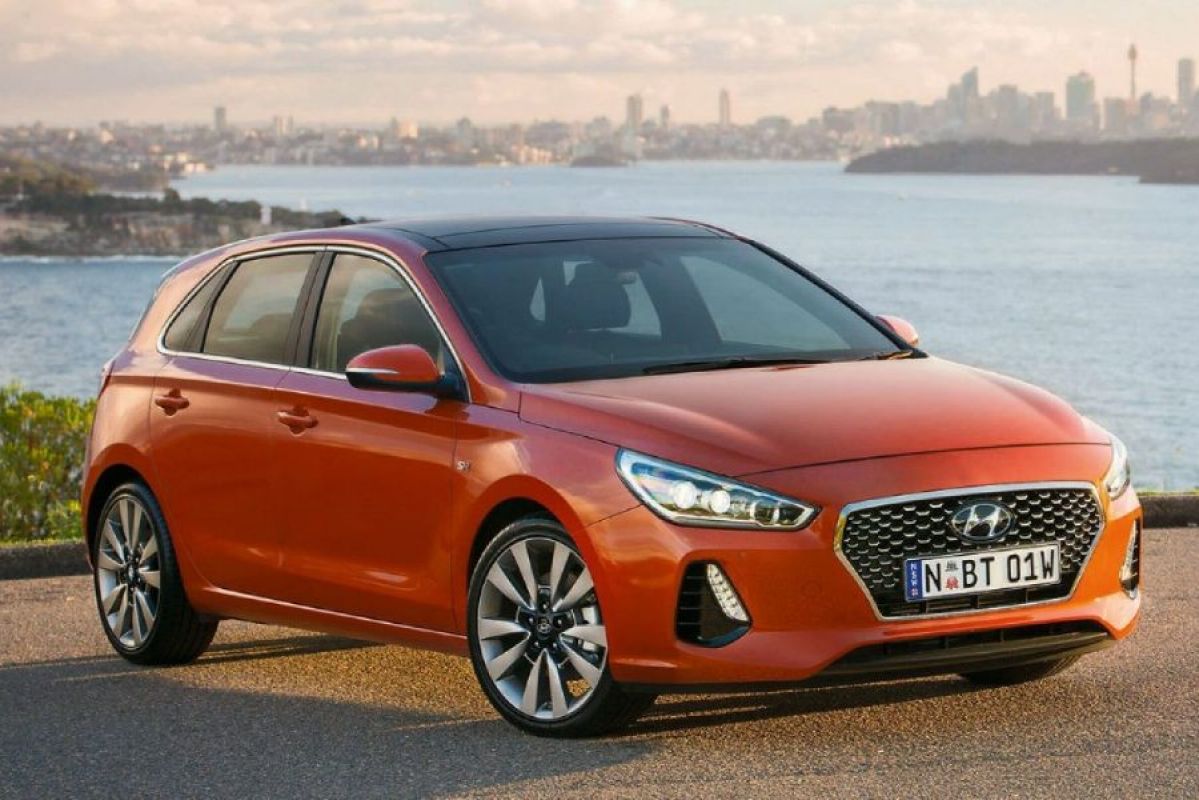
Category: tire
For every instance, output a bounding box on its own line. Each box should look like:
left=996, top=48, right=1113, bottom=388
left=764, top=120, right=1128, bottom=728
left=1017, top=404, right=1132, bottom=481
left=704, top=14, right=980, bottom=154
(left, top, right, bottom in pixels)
left=92, top=481, right=218, bottom=665
left=959, top=655, right=1081, bottom=686
left=467, top=517, right=655, bottom=737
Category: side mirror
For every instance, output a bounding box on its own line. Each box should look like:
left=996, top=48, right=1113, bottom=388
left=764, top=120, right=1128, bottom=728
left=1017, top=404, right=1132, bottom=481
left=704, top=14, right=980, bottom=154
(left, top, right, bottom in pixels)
left=877, top=314, right=920, bottom=347
left=346, top=345, right=451, bottom=395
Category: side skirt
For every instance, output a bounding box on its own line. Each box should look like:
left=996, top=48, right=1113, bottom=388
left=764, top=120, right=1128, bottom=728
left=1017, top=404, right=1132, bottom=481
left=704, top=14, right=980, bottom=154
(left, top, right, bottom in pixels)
left=191, top=585, right=469, bottom=657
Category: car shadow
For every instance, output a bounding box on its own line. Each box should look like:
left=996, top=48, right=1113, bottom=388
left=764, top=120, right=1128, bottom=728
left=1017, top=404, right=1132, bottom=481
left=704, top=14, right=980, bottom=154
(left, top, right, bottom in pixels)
left=0, top=631, right=990, bottom=798
left=639, top=677, right=980, bottom=734
left=0, top=633, right=377, bottom=673
left=0, top=635, right=648, bottom=799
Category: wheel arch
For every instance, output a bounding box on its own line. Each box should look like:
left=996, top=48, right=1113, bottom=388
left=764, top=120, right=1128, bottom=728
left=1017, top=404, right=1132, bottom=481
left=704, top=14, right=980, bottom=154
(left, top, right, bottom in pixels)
left=453, top=476, right=599, bottom=632
left=85, top=463, right=151, bottom=560
left=467, top=497, right=558, bottom=580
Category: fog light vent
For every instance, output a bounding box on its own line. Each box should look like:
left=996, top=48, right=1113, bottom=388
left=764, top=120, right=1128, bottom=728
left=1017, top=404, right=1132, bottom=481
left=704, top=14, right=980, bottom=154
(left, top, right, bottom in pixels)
left=1120, top=522, right=1141, bottom=597
left=675, top=562, right=751, bottom=647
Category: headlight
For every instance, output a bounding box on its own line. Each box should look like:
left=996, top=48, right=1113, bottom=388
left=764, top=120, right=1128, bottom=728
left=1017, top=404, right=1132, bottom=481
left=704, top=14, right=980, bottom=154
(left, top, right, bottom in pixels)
left=616, top=449, right=818, bottom=530
left=1103, top=434, right=1131, bottom=499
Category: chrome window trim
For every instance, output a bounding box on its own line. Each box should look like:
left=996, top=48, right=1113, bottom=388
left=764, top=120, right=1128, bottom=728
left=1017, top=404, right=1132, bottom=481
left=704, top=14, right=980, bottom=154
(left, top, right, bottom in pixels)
left=290, top=366, right=348, bottom=381
left=156, top=244, right=322, bottom=370
left=156, top=243, right=471, bottom=402
left=833, top=480, right=1106, bottom=622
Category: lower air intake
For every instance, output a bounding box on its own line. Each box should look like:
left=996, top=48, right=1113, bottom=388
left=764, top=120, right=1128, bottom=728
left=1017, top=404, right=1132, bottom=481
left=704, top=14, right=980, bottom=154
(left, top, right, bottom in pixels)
left=676, top=562, right=750, bottom=647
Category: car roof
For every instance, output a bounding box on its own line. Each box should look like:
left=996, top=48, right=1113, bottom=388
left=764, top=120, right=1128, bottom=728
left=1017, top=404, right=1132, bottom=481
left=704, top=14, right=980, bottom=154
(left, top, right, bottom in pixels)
left=356, top=215, right=732, bottom=251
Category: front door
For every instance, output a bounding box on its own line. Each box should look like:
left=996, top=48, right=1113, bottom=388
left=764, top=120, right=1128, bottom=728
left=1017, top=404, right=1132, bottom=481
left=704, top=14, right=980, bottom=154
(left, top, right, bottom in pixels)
left=272, top=252, right=461, bottom=631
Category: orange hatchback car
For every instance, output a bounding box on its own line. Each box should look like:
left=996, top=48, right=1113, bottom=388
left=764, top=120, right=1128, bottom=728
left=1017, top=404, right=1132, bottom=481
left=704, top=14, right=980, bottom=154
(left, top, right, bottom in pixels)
left=83, top=216, right=1142, bottom=736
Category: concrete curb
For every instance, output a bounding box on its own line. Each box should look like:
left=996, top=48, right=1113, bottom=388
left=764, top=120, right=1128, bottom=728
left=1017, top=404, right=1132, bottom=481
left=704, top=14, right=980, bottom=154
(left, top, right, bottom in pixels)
left=0, top=541, right=88, bottom=581
left=1142, top=494, right=1199, bottom=530
left=0, top=495, right=1195, bottom=581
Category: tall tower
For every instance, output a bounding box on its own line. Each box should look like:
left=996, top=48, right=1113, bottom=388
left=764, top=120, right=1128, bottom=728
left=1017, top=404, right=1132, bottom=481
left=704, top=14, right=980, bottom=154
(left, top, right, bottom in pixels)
left=1066, top=71, right=1097, bottom=128
left=1179, top=59, right=1196, bottom=107
left=625, top=94, right=644, bottom=133
left=961, top=67, right=979, bottom=101
left=718, top=88, right=731, bottom=128
left=1128, top=44, right=1138, bottom=102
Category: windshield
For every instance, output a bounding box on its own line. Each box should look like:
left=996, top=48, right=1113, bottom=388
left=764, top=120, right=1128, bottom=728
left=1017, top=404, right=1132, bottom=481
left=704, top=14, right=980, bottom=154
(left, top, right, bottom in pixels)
left=425, top=237, right=902, bottom=383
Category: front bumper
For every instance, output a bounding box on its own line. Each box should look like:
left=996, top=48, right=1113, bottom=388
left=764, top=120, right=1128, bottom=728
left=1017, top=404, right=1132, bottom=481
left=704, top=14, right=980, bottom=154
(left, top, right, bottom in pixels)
left=583, top=444, right=1142, bottom=688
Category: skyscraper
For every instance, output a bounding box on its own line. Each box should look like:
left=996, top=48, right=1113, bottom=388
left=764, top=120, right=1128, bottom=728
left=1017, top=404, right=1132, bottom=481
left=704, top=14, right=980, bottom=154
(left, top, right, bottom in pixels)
left=1031, top=92, right=1057, bottom=131
left=1180, top=59, right=1196, bottom=108
left=946, top=68, right=979, bottom=123
left=993, top=84, right=1021, bottom=131
left=961, top=68, right=980, bottom=101
left=1066, top=72, right=1097, bottom=127
left=625, top=94, right=644, bottom=133
left=659, top=104, right=671, bottom=131
left=1103, top=97, right=1129, bottom=135
left=1128, top=44, right=1138, bottom=102
left=718, top=88, right=731, bottom=128
left=213, top=106, right=228, bottom=133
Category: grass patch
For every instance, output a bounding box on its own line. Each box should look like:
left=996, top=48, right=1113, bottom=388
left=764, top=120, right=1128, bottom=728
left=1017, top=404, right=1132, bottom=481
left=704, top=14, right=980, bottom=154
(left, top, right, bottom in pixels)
left=0, top=537, right=85, bottom=549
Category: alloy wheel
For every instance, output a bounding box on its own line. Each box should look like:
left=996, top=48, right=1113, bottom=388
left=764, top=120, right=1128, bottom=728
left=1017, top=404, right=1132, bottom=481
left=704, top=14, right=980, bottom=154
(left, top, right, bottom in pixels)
left=95, top=494, right=161, bottom=649
left=475, top=536, right=608, bottom=721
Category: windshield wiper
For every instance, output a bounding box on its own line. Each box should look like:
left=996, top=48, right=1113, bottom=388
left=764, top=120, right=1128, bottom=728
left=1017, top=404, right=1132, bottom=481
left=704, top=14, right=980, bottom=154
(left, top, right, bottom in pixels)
left=642, top=356, right=831, bottom=375
left=854, top=350, right=917, bottom=361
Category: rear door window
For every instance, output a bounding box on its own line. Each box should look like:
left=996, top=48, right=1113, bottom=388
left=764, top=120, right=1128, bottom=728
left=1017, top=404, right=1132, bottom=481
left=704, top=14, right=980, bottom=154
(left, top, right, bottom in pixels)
left=201, top=254, right=313, bottom=364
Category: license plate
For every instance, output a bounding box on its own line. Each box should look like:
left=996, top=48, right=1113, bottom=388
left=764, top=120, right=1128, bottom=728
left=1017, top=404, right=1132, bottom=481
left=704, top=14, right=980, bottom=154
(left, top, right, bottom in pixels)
left=903, top=544, right=1061, bottom=601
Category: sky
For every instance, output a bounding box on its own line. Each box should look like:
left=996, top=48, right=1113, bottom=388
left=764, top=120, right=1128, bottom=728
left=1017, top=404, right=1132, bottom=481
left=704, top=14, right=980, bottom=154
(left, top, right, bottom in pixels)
left=2, top=0, right=1197, bottom=127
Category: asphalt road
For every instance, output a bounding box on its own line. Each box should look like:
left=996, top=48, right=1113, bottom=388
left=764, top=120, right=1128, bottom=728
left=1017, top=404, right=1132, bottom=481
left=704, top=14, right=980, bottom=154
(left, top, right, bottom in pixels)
left=1, top=530, right=1195, bottom=800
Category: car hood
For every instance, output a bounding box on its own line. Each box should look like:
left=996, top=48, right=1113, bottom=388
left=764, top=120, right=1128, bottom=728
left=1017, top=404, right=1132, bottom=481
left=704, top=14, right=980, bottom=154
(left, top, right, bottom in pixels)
left=518, top=357, right=1107, bottom=477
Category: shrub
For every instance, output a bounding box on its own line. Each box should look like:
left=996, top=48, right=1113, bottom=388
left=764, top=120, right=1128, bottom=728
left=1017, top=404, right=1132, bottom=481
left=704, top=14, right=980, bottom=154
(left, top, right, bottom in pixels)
left=0, top=384, right=95, bottom=543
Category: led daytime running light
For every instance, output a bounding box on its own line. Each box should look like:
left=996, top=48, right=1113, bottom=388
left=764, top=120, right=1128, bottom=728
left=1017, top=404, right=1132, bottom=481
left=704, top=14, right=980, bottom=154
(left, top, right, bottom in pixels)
left=705, top=564, right=749, bottom=623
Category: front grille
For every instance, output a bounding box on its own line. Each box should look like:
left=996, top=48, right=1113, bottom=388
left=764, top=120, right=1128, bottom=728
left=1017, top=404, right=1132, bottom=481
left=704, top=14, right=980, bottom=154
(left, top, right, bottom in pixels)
left=838, top=485, right=1104, bottom=618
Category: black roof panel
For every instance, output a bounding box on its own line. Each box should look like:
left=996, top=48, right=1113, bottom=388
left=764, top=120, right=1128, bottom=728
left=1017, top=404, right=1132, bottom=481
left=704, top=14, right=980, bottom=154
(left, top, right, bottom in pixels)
left=366, top=215, right=726, bottom=250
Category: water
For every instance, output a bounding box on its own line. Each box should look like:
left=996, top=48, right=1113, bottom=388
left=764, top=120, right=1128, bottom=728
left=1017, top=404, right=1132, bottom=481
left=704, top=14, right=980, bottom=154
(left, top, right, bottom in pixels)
left=1, top=162, right=1195, bottom=488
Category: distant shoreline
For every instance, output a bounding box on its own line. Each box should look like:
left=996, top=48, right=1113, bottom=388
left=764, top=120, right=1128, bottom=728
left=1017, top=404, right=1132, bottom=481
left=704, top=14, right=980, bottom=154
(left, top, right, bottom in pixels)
left=845, top=138, right=1199, bottom=184
left=0, top=156, right=361, bottom=257
left=5, top=151, right=1197, bottom=258
left=0, top=190, right=354, bottom=258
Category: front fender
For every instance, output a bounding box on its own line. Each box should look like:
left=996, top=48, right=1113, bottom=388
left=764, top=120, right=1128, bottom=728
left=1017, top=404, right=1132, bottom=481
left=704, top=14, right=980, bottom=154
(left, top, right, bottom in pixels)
left=448, top=405, right=638, bottom=631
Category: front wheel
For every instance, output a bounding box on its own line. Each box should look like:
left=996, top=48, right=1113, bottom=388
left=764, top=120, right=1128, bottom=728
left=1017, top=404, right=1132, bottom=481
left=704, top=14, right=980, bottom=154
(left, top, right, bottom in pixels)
left=467, top=518, right=654, bottom=737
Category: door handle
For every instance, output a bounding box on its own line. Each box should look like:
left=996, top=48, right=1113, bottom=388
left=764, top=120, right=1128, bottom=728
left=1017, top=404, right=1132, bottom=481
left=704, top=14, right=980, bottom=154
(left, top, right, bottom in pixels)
left=154, top=390, right=190, bottom=415
left=276, top=408, right=318, bottom=432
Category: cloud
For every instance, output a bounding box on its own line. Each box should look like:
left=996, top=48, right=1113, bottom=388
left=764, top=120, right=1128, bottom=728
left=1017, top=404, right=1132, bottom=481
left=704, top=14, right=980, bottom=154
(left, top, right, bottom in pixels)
left=0, top=0, right=1191, bottom=125
left=11, top=41, right=61, bottom=63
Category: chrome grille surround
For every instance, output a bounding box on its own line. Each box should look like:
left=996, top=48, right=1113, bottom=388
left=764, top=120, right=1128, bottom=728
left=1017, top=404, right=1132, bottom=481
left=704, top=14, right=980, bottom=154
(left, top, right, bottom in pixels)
left=835, top=482, right=1105, bottom=620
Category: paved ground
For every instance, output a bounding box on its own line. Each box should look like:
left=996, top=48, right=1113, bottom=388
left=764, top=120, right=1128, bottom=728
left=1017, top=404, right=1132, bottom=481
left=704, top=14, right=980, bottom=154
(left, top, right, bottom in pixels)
left=1, top=530, right=1195, bottom=799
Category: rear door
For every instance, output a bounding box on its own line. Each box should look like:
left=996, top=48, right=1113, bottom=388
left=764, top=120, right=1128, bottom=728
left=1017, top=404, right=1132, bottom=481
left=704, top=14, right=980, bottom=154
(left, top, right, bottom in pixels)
left=150, top=250, right=319, bottom=595
left=271, top=251, right=461, bottom=631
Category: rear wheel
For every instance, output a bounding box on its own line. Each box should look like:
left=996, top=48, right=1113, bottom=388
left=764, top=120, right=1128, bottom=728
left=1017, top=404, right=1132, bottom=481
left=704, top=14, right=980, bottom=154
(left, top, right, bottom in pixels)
left=960, top=656, right=1081, bottom=686
left=467, top=518, right=655, bottom=737
left=92, top=482, right=218, bottom=665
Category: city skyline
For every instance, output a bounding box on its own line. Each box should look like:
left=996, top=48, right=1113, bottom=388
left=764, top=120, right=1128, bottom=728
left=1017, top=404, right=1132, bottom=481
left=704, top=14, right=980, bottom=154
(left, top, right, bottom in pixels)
left=2, top=0, right=1198, bottom=127
left=8, top=50, right=1198, bottom=136
left=6, top=47, right=1197, bottom=181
